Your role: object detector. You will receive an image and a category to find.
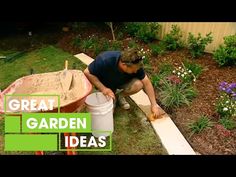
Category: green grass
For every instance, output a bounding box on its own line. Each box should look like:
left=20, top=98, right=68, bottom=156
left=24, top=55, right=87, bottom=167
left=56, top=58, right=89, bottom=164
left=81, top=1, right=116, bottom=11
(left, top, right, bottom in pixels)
left=0, top=45, right=87, bottom=90
left=78, top=98, right=168, bottom=155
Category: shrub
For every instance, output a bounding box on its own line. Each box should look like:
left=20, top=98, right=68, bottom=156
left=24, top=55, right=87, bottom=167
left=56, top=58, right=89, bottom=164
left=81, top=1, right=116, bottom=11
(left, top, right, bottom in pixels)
left=188, top=115, right=213, bottom=135
left=125, top=22, right=161, bottom=43
left=149, top=43, right=166, bottom=56
left=81, top=35, right=99, bottom=52
left=162, top=24, right=184, bottom=51
left=109, top=40, right=123, bottom=50
left=213, top=34, right=236, bottom=66
left=89, top=38, right=111, bottom=56
left=187, top=32, right=213, bottom=58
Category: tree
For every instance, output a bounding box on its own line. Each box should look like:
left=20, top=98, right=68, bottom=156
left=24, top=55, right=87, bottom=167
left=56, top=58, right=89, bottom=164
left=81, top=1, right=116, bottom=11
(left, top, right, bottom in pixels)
left=105, top=22, right=116, bottom=41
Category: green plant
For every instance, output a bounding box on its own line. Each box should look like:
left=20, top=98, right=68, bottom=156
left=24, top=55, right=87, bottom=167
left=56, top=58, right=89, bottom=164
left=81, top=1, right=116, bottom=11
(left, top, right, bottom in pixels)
left=125, top=22, right=141, bottom=36
left=187, top=32, right=213, bottom=58
left=151, top=74, right=161, bottom=88
left=73, top=35, right=82, bottom=47
left=171, top=61, right=202, bottom=84
left=162, top=24, right=184, bottom=51
left=125, top=22, right=161, bottom=43
left=151, top=63, right=173, bottom=88
left=159, top=80, right=197, bottom=108
left=213, top=34, right=236, bottom=66
left=188, top=115, right=213, bottom=135
left=109, top=40, right=123, bottom=50
left=117, top=31, right=124, bottom=40
left=159, top=63, right=174, bottom=75
left=183, top=60, right=203, bottom=78
left=93, top=38, right=111, bottom=56
left=128, top=39, right=138, bottom=49
left=81, top=35, right=99, bottom=52
left=219, top=117, right=236, bottom=130
left=149, top=43, right=166, bottom=56
left=216, top=82, right=236, bottom=119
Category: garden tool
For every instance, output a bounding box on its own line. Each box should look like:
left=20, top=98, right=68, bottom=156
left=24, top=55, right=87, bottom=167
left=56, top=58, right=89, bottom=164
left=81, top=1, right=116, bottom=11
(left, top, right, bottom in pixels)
left=60, top=60, right=73, bottom=92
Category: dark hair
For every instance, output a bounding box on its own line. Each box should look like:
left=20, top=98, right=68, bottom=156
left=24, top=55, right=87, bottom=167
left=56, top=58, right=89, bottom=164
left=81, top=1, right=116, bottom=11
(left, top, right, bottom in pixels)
left=120, top=48, right=143, bottom=65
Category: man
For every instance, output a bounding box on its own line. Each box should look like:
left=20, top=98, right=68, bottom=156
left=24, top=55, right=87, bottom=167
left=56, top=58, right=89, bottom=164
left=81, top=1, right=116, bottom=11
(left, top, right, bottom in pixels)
left=84, top=48, right=161, bottom=118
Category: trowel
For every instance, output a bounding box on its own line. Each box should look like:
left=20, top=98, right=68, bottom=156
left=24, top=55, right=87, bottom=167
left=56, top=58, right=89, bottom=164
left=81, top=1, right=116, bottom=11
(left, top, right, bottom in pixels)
left=60, top=60, right=72, bottom=92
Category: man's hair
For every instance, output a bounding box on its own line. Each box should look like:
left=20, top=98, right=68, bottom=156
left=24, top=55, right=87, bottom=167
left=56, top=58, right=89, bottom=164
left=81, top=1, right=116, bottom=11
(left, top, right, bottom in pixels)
left=120, top=48, right=143, bottom=66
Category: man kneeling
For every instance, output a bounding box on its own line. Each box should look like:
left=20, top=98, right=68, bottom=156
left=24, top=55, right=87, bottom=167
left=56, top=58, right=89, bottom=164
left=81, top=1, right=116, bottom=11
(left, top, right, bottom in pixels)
left=84, top=48, right=160, bottom=118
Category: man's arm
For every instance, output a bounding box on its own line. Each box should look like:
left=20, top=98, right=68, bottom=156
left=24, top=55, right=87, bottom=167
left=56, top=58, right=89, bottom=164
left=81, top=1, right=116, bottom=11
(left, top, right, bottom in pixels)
left=84, top=67, right=115, bottom=99
left=141, top=75, right=160, bottom=118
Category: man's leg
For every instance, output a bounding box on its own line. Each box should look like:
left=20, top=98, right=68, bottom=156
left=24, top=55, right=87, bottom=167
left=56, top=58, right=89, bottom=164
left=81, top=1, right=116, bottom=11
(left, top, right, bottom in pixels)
left=117, top=79, right=143, bottom=109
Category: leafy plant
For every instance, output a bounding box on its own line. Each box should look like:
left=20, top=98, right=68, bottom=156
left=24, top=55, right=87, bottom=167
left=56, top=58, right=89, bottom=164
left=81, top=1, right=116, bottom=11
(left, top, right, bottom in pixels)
left=149, top=43, right=166, bottom=56
left=159, top=80, right=197, bottom=108
left=183, top=60, right=203, bottom=78
left=109, top=40, right=123, bottom=50
left=188, top=115, right=213, bottom=135
left=213, top=34, right=236, bottom=66
left=125, top=22, right=161, bottom=43
left=73, top=35, right=82, bottom=47
left=81, top=35, right=99, bottom=52
left=128, top=39, right=138, bottom=49
left=151, top=63, right=173, bottom=88
left=216, top=82, right=236, bottom=118
left=171, top=61, right=202, bottom=85
left=187, top=32, right=213, bottom=58
left=219, top=117, right=236, bottom=130
left=162, top=24, right=184, bottom=51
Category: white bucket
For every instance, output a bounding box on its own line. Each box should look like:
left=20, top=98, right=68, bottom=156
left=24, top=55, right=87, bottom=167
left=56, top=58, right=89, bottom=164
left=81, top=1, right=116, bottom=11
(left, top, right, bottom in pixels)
left=85, top=92, right=113, bottom=137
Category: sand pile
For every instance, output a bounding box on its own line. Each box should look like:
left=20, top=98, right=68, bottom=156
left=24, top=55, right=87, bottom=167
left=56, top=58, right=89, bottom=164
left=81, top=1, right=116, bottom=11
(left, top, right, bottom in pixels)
left=11, top=70, right=88, bottom=108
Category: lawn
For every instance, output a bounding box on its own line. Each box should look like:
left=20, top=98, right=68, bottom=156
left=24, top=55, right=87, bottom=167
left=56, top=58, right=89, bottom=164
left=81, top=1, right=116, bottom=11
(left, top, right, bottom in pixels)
left=0, top=45, right=167, bottom=155
left=0, top=45, right=86, bottom=90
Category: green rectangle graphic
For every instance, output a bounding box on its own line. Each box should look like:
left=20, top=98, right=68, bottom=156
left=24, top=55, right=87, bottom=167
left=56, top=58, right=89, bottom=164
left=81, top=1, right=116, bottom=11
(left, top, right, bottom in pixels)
left=4, top=134, right=57, bottom=151
left=22, top=113, right=91, bottom=133
left=5, top=116, right=21, bottom=133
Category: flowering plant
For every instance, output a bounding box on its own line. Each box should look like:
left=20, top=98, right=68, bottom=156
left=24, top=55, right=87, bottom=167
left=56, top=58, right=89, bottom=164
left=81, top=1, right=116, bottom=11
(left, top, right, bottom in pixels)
left=138, top=48, right=151, bottom=65
left=216, top=82, right=236, bottom=118
left=172, top=63, right=197, bottom=84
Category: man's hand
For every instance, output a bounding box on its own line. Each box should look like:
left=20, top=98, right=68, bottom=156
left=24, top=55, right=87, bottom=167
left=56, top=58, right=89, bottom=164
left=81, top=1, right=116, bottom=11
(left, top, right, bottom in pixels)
left=151, top=104, right=162, bottom=119
left=101, top=87, right=115, bottom=100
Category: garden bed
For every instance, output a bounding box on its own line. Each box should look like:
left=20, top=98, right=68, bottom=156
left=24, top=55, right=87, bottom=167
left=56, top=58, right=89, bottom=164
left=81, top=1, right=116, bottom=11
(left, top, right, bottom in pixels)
left=57, top=23, right=236, bottom=154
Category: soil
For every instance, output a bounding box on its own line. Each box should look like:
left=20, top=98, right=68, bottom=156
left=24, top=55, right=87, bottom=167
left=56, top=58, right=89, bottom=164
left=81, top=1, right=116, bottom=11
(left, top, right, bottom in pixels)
left=57, top=27, right=236, bottom=155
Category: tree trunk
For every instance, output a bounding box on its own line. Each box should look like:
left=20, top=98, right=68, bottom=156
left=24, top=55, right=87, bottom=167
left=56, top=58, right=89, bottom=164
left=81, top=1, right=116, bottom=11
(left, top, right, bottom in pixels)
left=110, top=23, right=116, bottom=41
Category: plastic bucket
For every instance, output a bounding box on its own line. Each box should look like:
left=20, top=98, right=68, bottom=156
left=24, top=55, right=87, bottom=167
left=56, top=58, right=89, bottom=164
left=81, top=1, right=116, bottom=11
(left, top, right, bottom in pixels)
left=85, top=92, right=113, bottom=137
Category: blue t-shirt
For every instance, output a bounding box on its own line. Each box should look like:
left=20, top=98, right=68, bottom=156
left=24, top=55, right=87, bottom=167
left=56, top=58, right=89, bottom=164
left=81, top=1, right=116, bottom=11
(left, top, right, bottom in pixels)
left=88, top=51, right=145, bottom=91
